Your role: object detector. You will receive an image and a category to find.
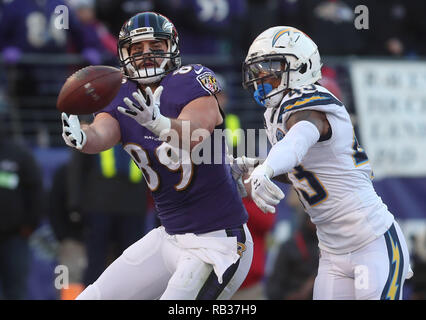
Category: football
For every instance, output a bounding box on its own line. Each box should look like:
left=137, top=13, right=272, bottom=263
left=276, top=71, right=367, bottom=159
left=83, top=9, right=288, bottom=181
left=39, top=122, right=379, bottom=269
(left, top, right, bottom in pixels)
left=57, top=65, right=123, bottom=115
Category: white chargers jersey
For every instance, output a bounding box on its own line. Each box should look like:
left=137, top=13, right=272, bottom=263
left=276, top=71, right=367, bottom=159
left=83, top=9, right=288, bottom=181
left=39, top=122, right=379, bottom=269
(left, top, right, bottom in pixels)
left=264, top=84, right=394, bottom=254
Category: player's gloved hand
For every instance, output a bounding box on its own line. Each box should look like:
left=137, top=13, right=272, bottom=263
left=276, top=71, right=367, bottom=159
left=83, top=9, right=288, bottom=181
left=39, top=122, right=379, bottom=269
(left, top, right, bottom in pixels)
left=231, top=156, right=260, bottom=178
left=244, top=163, right=285, bottom=213
left=228, top=155, right=260, bottom=197
left=118, top=86, right=171, bottom=137
left=61, top=113, right=87, bottom=150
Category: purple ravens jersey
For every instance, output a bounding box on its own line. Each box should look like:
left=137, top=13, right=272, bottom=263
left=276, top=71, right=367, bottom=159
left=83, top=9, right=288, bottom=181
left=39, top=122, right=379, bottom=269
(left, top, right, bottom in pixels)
left=97, top=65, right=248, bottom=234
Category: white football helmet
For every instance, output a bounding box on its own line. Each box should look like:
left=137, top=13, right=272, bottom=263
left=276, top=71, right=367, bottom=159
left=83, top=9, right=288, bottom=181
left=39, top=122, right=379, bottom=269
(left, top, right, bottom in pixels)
left=243, top=26, right=322, bottom=108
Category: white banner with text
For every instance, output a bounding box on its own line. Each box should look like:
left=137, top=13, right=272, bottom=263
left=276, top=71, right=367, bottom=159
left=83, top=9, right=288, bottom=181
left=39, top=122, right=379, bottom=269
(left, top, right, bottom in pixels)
left=351, top=60, right=426, bottom=179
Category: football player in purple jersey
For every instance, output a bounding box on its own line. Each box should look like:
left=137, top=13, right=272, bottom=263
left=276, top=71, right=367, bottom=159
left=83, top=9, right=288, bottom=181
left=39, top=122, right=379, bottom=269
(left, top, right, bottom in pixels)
left=61, top=12, right=255, bottom=300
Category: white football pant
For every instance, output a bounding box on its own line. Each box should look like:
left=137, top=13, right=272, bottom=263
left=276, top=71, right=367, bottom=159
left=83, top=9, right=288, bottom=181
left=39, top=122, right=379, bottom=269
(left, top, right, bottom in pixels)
left=313, top=221, right=412, bottom=300
left=76, top=224, right=253, bottom=300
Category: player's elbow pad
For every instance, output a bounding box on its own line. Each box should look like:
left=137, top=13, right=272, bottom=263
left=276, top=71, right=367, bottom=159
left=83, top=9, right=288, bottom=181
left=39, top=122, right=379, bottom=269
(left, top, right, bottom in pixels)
left=265, top=120, right=320, bottom=177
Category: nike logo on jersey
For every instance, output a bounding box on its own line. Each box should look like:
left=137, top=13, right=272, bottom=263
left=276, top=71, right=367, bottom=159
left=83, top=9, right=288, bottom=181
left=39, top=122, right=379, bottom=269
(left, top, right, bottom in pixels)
left=144, top=135, right=161, bottom=141
left=194, top=67, right=204, bottom=74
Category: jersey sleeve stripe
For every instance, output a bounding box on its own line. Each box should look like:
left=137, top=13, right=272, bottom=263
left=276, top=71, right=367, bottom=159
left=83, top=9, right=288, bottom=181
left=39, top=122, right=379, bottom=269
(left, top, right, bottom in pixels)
left=279, top=92, right=343, bottom=118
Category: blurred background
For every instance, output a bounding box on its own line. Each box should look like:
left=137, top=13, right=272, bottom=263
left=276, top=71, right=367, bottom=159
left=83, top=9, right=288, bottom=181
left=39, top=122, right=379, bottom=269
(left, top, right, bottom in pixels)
left=0, top=0, right=425, bottom=300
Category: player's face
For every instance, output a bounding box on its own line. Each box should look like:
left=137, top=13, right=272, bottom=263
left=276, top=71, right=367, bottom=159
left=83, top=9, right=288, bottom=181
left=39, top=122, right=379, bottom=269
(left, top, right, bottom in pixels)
left=245, top=59, right=286, bottom=90
left=129, top=40, right=168, bottom=69
left=256, top=70, right=281, bottom=89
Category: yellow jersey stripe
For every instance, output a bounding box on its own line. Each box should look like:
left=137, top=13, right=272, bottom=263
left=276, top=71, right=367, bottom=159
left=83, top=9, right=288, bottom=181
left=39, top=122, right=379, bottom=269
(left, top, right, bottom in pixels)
left=284, top=95, right=329, bottom=111
left=386, top=234, right=401, bottom=300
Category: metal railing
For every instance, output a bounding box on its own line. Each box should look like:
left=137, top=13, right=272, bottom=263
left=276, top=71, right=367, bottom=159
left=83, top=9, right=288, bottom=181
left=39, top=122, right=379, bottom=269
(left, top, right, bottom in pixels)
left=0, top=53, right=257, bottom=147
left=1, top=53, right=416, bottom=147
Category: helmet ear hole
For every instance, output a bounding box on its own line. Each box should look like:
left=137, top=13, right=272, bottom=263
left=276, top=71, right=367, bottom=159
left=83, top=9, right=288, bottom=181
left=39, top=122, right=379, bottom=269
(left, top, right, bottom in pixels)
left=299, top=63, right=307, bottom=74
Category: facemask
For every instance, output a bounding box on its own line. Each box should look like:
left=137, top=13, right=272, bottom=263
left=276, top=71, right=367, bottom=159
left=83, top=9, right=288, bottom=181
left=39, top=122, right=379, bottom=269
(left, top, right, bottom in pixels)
left=254, top=83, right=284, bottom=108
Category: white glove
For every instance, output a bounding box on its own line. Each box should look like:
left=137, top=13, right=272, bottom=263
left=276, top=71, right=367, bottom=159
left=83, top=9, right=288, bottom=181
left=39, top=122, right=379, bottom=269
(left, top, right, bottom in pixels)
left=244, top=163, right=285, bottom=213
left=228, top=155, right=260, bottom=198
left=117, top=86, right=170, bottom=137
left=231, top=156, right=260, bottom=179
left=61, top=113, right=87, bottom=150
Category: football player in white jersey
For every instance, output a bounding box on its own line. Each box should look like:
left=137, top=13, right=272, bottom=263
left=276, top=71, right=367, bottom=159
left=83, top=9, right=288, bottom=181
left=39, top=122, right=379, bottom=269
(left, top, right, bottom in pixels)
left=242, top=26, right=413, bottom=300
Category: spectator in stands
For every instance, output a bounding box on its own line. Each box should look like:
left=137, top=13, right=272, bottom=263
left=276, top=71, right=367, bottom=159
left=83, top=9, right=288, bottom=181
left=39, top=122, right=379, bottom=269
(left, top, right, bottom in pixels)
left=241, top=0, right=279, bottom=56
left=276, top=0, right=426, bottom=57
left=48, top=161, right=87, bottom=300
left=366, top=1, right=426, bottom=57
left=0, top=116, right=44, bottom=299
left=318, top=64, right=358, bottom=120
left=403, top=1, right=426, bottom=56
left=49, top=163, right=85, bottom=245
left=94, top=0, right=154, bottom=37
left=409, top=231, right=426, bottom=299
left=66, top=144, right=149, bottom=287
left=0, top=0, right=103, bottom=64
left=0, top=0, right=104, bottom=146
left=232, top=173, right=276, bottom=300
left=265, top=188, right=319, bottom=300
left=156, top=0, right=247, bottom=66
left=66, top=0, right=118, bottom=65
left=319, top=66, right=343, bottom=101
left=363, top=0, right=405, bottom=56
left=276, top=0, right=365, bottom=55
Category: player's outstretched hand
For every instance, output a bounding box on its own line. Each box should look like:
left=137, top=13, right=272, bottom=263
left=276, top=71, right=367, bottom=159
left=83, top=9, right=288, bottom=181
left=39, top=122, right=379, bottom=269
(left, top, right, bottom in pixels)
left=229, top=155, right=260, bottom=198
left=231, top=156, right=260, bottom=178
left=245, top=163, right=285, bottom=213
left=61, top=113, right=87, bottom=150
left=118, top=86, right=170, bottom=137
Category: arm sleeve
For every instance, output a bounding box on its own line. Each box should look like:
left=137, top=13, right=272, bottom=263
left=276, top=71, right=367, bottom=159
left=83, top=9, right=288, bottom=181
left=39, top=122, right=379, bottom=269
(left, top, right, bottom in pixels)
left=265, top=120, right=320, bottom=177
